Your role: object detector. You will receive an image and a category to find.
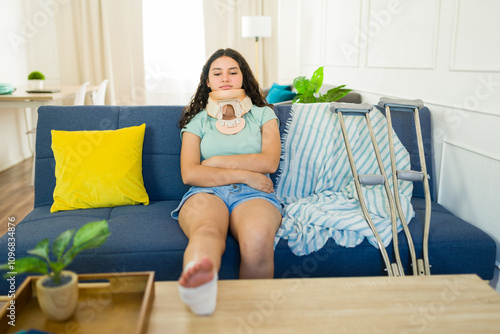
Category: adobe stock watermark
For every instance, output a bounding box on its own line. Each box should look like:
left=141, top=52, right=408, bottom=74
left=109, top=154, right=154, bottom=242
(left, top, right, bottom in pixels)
left=5, top=217, right=17, bottom=327
left=63, top=274, right=135, bottom=334
left=399, top=277, right=464, bottom=333
left=228, top=246, right=342, bottom=334
left=340, top=0, right=403, bottom=63
left=227, top=286, right=288, bottom=334
left=213, top=0, right=243, bottom=20
left=8, top=0, right=71, bottom=54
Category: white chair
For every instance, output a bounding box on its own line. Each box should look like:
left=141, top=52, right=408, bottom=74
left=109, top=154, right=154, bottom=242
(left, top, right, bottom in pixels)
left=74, top=82, right=90, bottom=105
left=91, top=79, right=109, bottom=105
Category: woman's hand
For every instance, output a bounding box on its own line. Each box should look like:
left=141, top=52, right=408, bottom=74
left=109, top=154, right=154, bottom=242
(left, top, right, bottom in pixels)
left=201, top=156, right=227, bottom=168
left=202, top=156, right=275, bottom=193
left=244, top=171, right=275, bottom=193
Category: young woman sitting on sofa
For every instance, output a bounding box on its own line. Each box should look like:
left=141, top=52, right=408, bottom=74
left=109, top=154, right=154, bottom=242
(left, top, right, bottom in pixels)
left=171, top=48, right=283, bottom=315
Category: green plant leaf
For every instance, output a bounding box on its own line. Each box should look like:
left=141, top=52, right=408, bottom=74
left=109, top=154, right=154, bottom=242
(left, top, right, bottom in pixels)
left=49, top=261, right=66, bottom=273
left=293, top=91, right=317, bottom=104
left=293, top=76, right=309, bottom=94
left=48, top=261, right=66, bottom=284
left=72, top=220, right=109, bottom=247
left=27, top=71, right=45, bottom=80
left=0, top=220, right=109, bottom=280
left=292, top=66, right=351, bottom=104
left=52, top=229, right=75, bottom=261
left=27, top=239, right=50, bottom=260
left=323, top=85, right=353, bottom=102
left=63, top=220, right=110, bottom=264
left=62, top=234, right=110, bottom=267
left=1, top=257, right=48, bottom=278
left=301, top=94, right=318, bottom=103
left=310, top=66, right=324, bottom=94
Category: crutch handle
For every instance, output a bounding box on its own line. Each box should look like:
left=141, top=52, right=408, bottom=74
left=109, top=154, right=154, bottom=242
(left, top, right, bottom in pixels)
left=330, top=102, right=373, bottom=115
left=378, top=97, right=424, bottom=110
left=359, top=174, right=385, bottom=186
left=397, top=170, right=425, bottom=182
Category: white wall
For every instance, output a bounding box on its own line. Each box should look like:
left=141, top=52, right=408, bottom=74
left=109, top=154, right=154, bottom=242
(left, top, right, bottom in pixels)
left=0, top=0, right=32, bottom=172
left=279, top=0, right=500, bottom=291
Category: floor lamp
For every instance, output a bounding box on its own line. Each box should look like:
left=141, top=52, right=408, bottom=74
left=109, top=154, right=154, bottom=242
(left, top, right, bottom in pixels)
left=241, top=16, right=272, bottom=84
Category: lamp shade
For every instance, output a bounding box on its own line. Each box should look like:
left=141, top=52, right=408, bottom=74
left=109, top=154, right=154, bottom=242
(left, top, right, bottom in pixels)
left=241, top=16, right=272, bottom=38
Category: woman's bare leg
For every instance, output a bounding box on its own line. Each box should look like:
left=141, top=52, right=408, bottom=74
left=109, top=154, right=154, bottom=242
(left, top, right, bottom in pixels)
left=178, top=193, right=229, bottom=287
left=229, top=199, right=282, bottom=279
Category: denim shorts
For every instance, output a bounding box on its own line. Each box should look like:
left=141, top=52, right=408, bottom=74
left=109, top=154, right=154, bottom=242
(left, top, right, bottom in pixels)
left=171, top=183, right=283, bottom=219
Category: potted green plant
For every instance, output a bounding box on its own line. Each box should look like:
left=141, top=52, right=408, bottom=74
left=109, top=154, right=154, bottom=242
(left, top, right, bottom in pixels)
left=27, top=71, right=46, bottom=90
left=292, top=66, right=352, bottom=103
left=0, top=220, right=110, bottom=321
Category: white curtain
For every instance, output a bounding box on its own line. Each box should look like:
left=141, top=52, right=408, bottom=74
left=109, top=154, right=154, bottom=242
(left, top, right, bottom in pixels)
left=202, top=0, right=278, bottom=88
left=54, top=0, right=145, bottom=105
left=142, top=0, right=205, bottom=106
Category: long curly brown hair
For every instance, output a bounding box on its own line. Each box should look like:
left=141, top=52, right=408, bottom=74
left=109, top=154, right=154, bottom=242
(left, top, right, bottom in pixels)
left=179, top=48, right=271, bottom=129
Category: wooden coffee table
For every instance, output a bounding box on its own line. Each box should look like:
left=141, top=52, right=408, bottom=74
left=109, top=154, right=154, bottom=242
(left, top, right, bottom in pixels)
left=147, top=274, right=500, bottom=333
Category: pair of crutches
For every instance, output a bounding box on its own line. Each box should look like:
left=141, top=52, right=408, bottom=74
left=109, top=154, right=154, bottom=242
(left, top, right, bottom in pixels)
left=329, top=98, right=431, bottom=276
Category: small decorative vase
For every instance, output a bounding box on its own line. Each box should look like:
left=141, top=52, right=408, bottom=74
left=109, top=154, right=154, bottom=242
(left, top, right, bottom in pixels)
left=36, top=270, right=79, bottom=321
left=29, top=79, right=44, bottom=90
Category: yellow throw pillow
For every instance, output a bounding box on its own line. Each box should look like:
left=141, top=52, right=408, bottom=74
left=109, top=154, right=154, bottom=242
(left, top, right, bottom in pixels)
left=50, top=124, right=150, bottom=213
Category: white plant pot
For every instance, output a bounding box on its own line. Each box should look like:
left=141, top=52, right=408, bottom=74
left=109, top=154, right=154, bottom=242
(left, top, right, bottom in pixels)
left=29, top=79, right=44, bottom=90
left=36, top=270, right=79, bottom=321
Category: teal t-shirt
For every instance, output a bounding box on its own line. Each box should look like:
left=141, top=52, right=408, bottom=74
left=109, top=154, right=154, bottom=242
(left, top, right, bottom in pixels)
left=181, top=105, right=278, bottom=161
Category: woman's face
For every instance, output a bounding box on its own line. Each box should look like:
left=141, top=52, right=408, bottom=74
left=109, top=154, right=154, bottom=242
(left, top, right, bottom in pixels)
left=207, top=56, right=243, bottom=92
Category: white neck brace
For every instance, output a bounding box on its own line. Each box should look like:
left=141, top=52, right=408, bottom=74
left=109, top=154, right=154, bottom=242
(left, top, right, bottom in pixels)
left=206, top=89, right=253, bottom=135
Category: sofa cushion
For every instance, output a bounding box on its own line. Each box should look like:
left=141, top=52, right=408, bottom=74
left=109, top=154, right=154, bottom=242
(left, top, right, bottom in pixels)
left=266, top=83, right=297, bottom=104
left=50, top=124, right=149, bottom=212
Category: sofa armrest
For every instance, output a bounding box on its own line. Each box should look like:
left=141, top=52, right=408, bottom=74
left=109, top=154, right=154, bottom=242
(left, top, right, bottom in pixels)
left=338, top=91, right=362, bottom=104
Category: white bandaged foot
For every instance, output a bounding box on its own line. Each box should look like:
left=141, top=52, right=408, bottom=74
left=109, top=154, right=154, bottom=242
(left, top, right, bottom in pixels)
left=178, top=261, right=218, bottom=316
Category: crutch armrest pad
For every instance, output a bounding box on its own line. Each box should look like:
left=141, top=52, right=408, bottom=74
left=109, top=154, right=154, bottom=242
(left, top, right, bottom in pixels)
left=329, top=102, right=373, bottom=114
left=378, top=97, right=424, bottom=110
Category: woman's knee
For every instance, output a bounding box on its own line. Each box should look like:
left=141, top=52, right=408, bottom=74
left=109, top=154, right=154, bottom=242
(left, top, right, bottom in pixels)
left=239, top=226, right=275, bottom=261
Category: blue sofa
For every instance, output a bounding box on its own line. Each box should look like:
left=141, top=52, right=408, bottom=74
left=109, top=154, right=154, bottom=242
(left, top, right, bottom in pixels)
left=0, top=104, right=496, bottom=292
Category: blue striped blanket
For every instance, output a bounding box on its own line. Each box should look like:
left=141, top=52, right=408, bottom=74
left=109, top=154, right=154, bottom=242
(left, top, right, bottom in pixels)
left=274, top=103, right=414, bottom=255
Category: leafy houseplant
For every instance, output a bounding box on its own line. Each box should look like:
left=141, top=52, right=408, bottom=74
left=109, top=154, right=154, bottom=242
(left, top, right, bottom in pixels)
left=0, top=220, right=110, bottom=321
left=292, top=66, right=352, bottom=104
left=28, top=71, right=46, bottom=81
left=27, top=71, right=46, bottom=90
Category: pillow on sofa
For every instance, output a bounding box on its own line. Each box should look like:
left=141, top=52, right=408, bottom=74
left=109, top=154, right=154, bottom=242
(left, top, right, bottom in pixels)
left=50, top=124, right=150, bottom=213
left=266, top=83, right=296, bottom=104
